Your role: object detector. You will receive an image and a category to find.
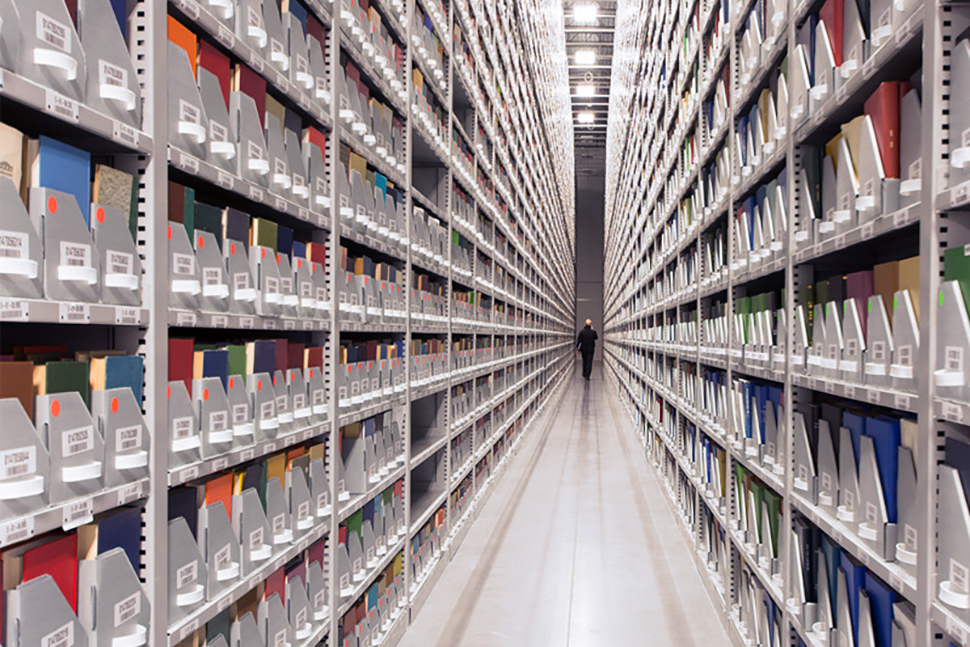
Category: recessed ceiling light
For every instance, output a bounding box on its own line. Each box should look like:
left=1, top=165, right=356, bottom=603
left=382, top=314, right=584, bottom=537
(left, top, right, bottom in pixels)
left=573, top=2, right=598, bottom=23
left=574, top=50, right=596, bottom=66
left=575, top=84, right=596, bottom=97
left=578, top=112, right=595, bottom=124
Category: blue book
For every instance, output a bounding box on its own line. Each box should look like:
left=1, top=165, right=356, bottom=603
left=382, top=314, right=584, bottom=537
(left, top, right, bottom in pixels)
left=277, top=226, right=294, bottom=258
left=863, top=572, right=895, bottom=647
left=36, top=136, right=91, bottom=226
left=287, top=0, right=308, bottom=33
left=291, top=240, right=306, bottom=259
left=841, top=553, right=867, bottom=646
left=821, top=535, right=841, bottom=614
left=865, top=416, right=901, bottom=522
left=200, top=349, right=229, bottom=392
left=842, top=411, right=867, bottom=468
left=90, top=505, right=142, bottom=572
left=104, top=355, right=144, bottom=405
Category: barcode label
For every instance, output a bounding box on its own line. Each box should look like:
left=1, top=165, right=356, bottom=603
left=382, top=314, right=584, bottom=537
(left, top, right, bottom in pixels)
left=59, top=302, right=89, bottom=322
left=212, top=314, right=228, bottom=328
left=114, top=592, right=140, bottom=627
left=210, top=410, right=229, bottom=432
left=272, top=513, right=285, bottom=533
left=909, top=158, right=921, bottom=181
left=37, top=12, right=70, bottom=52
left=179, top=100, right=201, bottom=126
left=214, top=543, right=232, bottom=571
left=281, top=276, right=293, bottom=294
left=234, top=272, right=251, bottom=291
left=0, top=516, right=34, bottom=544
left=315, top=589, right=326, bottom=609
left=62, top=498, right=93, bottom=529
left=179, top=153, right=199, bottom=173
left=293, top=393, right=306, bottom=410
left=872, top=341, right=886, bottom=361
left=113, top=119, right=139, bottom=147
left=249, top=527, right=264, bottom=550
left=62, top=426, right=93, bottom=457
left=265, top=276, right=280, bottom=294
left=98, top=59, right=126, bottom=88
left=953, top=558, right=970, bottom=594
left=249, top=184, right=264, bottom=202
left=176, top=560, right=198, bottom=588
left=233, top=403, right=249, bottom=424
left=240, top=449, right=255, bottom=461
left=173, top=253, right=195, bottom=276
left=261, top=401, right=275, bottom=419
left=117, top=425, right=142, bottom=451
left=173, top=416, right=194, bottom=440
left=895, top=394, right=912, bottom=409
left=213, top=457, right=229, bottom=471
left=865, top=501, right=878, bottom=524
left=274, top=630, right=287, bottom=647
left=948, top=346, right=965, bottom=373
left=945, top=401, right=964, bottom=422
left=0, top=298, right=27, bottom=321
left=180, top=465, right=199, bottom=482
left=204, top=267, right=222, bottom=287
left=107, top=250, right=133, bottom=276
left=61, top=241, right=91, bottom=268
left=217, top=170, right=234, bottom=189
left=41, top=623, right=74, bottom=647
left=905, top=523, right=917, bottom=550
left=0, top=446, right=35, bottom=480
left=248, top=140, right=265, bottom=163
left=898, top=345, right=913, bottom=366
left=0, top=230, right=27, bottom=259
left=118, top=482, right=143, bottom=505
left=312, top=389, right=325, bottom=405
left=298, top=500, right=310, bottom=520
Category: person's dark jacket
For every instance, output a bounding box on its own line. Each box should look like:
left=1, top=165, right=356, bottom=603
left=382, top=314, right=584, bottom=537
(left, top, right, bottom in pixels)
left=576, top=326, right=598, bottom=354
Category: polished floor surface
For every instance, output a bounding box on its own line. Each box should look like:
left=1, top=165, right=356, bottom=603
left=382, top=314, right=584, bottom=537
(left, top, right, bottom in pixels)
left=397, top=360, right=729, bottom=647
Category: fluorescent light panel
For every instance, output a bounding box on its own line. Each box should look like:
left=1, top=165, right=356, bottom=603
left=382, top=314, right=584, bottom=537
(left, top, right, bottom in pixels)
left=575, top=84, right=596, bottom=96
left=573, top=2, right=598, bottom=23
left=577, top=112, right=595, bottom=124
left=574, top=49, right=596, bottom=65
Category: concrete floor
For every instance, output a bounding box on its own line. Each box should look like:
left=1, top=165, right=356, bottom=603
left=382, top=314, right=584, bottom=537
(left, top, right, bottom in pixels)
left=397, top=361, right=730, bottom=647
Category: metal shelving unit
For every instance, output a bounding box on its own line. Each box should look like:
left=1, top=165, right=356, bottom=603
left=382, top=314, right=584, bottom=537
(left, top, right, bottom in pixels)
left=602, top=0, right=958, bottom=645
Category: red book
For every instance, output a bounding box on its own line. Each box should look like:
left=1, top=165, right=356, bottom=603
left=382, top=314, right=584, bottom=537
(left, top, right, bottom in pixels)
left=304, top=347, right=324, bottom=370
left=819, top=0, right=844, bottom=66
left=264, top=565, right=285, bottom=602
left=864, top=82, right=901, bottom=178
left=18, top=534, right=79, bottom=612
left=234, top=64, right=267, bottom=128
left=169, top=338, right=194, bottom=392
left=305, top=126, right=327, bottom=152
left=199, top=40, right=231, bottom=107
left=308, top=537, right=326, bottom=569
left=273, top=339, right=288, bottom=374
left=306, top=241, right=326, bottom=265
left=287, top=343, right=305, bottom=370
left=306, top=14, right=326, bottom=45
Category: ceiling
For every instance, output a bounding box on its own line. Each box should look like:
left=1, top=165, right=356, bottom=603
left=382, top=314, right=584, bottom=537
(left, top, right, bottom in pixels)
left=563, top=0, right=616, bottom=148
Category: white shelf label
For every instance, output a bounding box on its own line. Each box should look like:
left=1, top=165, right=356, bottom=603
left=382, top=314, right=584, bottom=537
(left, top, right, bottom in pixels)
left=113, top=121, right=139, bottom=148
left=0, top=298, right=28, bottom=321
left=59, top=302, right=90, bottom=323
left=115, top=306, right=139, bottom=325
left=62, top=498, right=93, bottom=530
left=46, top=90, right=80, bottom=122
left=0, top=516, right=34, bottom=545
left=118, top=481, right=144, bottom=505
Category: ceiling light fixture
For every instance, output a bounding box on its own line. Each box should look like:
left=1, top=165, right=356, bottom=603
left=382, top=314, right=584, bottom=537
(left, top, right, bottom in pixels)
left=574, top=49, right=596, bottom=66
left=575, top=84, right=596, bottom=97
left=573, top=2, right=599, bottom=23
left=577, top=112, right=595, bottom=124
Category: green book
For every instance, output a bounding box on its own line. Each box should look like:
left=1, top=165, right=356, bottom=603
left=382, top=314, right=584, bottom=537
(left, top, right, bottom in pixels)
left=251, top=218, right=279, bottom=251
left=194, top=202, right=225, bottom=250
left=183, top=186, right=196, bottom=238
left=43, top=360, right=91, bottom=406
left=944, top=245, right=970, bottom=315
left=225, top=345, right=247, bottom=378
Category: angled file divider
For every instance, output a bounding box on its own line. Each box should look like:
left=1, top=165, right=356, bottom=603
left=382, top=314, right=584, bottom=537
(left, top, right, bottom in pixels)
left=168, top=380, right=202, bottom=468
left=230, top=91, right=272, bottom=184
left=36, top=392, right=104, bottom=504
left=231, top=612, right=263, bottom=647
left=0, top=399, right=50, bottom=516
left=0, top=0, right=19, bottom=71
left=194, top=377, right=235, bottom=457
left=0, top=179, right=44, bottom=298
left=937, top=465, right=970, bottom=618
left=248, top=372, right=279, bottom=440
left=169, top=222, right=203, bottom=312
left=7, top=574, right=89, bottom=647
left=286, top=574, right=313, bottom=640
left=199, top=500, right=242, bottom=599
left=198, top=68, right=236, bottom=173
left=92, top=388, right=150, bottom=488
left=78, top=548, right=151, bottom=647
left=258, top=594, right=292, bottom=647
left=225, top=240, right=258, bottom=315
left=91, top=204, right=141, bottom=306
left=265, top=113, right=292, bottom=194
left=195, top=231, right=230, bottom=310
left=77, top=0, right=142, bottom=127
left=31, top=188, right=101, bottom=304
left=168, top=42, right=209, bottom=159
left=168, top=517, right=207, bottom=622
left=233, top=488, right=273, bottom=572
left=894, top=446, right=917, bottom=571
left=18, top=0, right=87, bottom=100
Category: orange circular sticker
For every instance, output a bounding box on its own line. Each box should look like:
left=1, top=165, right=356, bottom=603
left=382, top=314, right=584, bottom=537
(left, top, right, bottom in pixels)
left=51, top=400, right=61, bottom=417
left=203, top=388, right=210, bottom=401
left=96, top=207, right=105, bottom=223
left=47, top=195, right=57, bottom=213
left=111, top=397, right=119, bottom=413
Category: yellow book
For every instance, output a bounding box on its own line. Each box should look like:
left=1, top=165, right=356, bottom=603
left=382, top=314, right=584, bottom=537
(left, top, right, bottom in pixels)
left=897, top=256, right=920, bottom=320
left=265, top=453, right=287, bottom=492
left=840, top=115, right=866, bottom=179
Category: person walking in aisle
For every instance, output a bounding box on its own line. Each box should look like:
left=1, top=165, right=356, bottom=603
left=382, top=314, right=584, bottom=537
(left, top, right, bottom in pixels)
left=576, top=319, right=598, bottom=381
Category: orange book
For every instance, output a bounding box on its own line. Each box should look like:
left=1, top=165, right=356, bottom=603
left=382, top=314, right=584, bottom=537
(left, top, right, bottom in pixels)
left=206, top=473, right=234, bottom=516
left=167, top=16, right=198, bottom=77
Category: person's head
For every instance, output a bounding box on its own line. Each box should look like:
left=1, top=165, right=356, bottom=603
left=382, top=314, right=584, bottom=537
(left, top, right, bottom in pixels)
left=585, top=319, right=592, bottom=327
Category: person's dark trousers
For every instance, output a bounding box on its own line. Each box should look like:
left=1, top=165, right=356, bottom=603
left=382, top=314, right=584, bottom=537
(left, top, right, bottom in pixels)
left=582, top=350, right=594, bottom=380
